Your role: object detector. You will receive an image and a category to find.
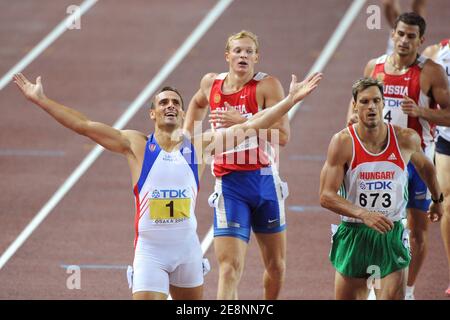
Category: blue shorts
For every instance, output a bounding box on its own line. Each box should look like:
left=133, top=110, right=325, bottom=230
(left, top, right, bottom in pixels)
left=407, top=162, right=431, bottom=211
left=210, top=168, right=288, bottom=243
left=436, top=136, right=450, bottom=156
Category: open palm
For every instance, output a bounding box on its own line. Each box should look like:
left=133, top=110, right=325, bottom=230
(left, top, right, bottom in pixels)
left=289, top=72, right=322, bottom=103
left=13, top=73, right=45, bottom=102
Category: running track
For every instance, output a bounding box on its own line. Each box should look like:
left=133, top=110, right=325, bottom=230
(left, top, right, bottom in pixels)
left=0, top=0, right=449, bottom=299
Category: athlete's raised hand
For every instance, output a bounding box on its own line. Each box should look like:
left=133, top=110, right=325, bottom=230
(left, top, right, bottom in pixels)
left=288, top=72, right=323, bottom=104
left=13, top=73, right=46, bottom=103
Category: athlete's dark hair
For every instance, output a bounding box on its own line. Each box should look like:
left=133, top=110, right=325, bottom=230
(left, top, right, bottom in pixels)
left=352, top=78, right=384, bottom=102
left=394, top=12, right=426, bottom=37
left=150, top=86, right=184, bottom=110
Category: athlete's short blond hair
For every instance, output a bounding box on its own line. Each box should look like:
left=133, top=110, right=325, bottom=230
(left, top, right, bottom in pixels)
left=225, top=30, right=259, bottom=53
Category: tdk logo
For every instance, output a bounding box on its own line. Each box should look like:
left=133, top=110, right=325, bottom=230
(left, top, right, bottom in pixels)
left=152, top=189, right=188, bottom=198
left=360, top=181, right=392, bottom=190
left=385, top=98, right=402, bottom=108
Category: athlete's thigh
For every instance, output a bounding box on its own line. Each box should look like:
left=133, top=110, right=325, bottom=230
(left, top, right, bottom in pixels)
left=435, top=152, right=450, bottom=199
left=375, top=268, right=407, bottom=300
left=254, top=231, right=286, bottom=267
left=407, top=162, right=431, bottom=213
left=335, top=271, right=369, bottom=300
left=407, top=207, right=429, bottom=233
left=214, top=236, right=248, bottom=264
left=169, top=257, right=204, bottom=292
left=133, top=291, right=167, bottom=300
left=212, top=174, right=253, bottom=242
left=132, top=253, right=170, bottom=296
left=170, top=284, right=203, bottom=300
left=252, top=172, right=287, bottom=234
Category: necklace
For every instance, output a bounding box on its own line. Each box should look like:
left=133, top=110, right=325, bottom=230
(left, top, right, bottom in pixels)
left=387, top=55, right=414, bottom=72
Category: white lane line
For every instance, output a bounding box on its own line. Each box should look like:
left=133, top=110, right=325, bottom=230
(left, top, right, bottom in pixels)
left=287, top=0, right=367, bottom=120
left=0, top=0, right=234, bottom=270
left=0, top=149, right=65, bottom=157
left=60, top=264, right=128, bottom=270
left=0, top=0, right=98, bottom=90
left=199, top=0, right=367, bottom=257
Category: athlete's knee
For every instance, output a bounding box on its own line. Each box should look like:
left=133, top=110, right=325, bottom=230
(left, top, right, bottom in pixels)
left=409, top=229, right=428, bottom=248
left=265, top=258, right=286, bottom=281
left=218, top=257, right=244, bottom=282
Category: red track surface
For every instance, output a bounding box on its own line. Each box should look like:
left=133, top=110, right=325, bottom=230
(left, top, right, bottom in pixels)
left=0, top=0, right=448, bottom=299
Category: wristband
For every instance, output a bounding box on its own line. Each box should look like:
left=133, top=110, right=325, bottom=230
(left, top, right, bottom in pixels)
left=431, top=193, right=444, bottom=204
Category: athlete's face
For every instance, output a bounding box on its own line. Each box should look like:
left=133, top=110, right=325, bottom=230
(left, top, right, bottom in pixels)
left=391, top=21, right=424, bottom=57
left=353, top=86, right=384, bottom=129
left=225, top=37, right=259, bottom=74
left=150, top=91, right=184, bottom=129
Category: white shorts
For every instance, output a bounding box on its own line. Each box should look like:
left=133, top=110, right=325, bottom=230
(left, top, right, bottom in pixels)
left=127, top=231, right=204, bottom=295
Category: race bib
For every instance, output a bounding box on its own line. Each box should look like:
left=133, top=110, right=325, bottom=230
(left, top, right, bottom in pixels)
left=149, top=198, right=191, bottom=220
left=356, top=180, right=396, bottom=214
left=383, top=97, right=407, bottom=128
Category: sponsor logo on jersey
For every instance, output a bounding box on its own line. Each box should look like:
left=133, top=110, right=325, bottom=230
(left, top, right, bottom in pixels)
left=214, top=93, right=221, bottom=104
left=149, top=143, right=156, bottom=152
left=384, top=85, right=408, bottom=96
left=359, top=171, right=395, bottom=180
left=359, top=181, right=393, bottom=191
left=376, top=73, right=385, bottom=82
left=384, top=97, right=403, bottom=108
left=151, top=189, right=189, bottom=198
left=388, top=153, right=397, bottom=161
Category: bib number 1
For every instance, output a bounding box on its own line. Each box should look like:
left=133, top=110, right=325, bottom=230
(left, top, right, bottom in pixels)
left=150, top=198, right=191, bottom=220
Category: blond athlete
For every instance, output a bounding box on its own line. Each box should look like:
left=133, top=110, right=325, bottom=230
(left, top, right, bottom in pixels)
left=184, top=30, right=290, bottom=300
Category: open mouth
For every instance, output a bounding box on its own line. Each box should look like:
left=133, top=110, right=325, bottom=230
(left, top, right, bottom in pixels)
left=367, top=112, right=377, bottom=118
left=165, top=112, right=177, bottom=119
left=238, top=61, right=248, bottom=66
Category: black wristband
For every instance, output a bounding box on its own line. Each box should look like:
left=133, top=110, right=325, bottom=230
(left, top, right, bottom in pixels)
left=431, top=193, right=444, bottom=204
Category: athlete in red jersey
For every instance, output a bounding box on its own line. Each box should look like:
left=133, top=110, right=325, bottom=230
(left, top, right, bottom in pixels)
left=184, top=30, right=290, bottom=300
left=321, top=77, right=442, bottom=300
left=347, top=12, right=450, bottom=299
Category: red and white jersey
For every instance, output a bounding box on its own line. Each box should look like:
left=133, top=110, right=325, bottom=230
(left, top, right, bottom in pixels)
left=436, top=39, right=450, bottom=142
left=209, top=72, right=271, bottom=177
left=372, top=54, right=437, bottom=151
left=339, top=124, right=408, bottom=223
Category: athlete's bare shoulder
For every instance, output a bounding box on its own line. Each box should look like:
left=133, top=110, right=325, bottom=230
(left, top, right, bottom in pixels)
left=201, top=73, right=218, bottom=87
left=258, top=74, right=281, bottom=88
left=327, top=127, right=353, bottom=164
left=393, top=125, right=421, bottom=151
left=422, top=57, right=447, bottom=74
left=256, top=74, right=284, bottom=103
left=199, top=72, right=219, bottom=96
left=335, top=127, right=352, bottom=145
left=363, top=58, right=378, bottom=77
left=422, top=44, right=440, bottom=60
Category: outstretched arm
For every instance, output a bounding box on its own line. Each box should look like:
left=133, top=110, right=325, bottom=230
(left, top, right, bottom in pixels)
left=13, top=73, right=133, bottom=155
left=202, top=73, right=322, bottom=154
